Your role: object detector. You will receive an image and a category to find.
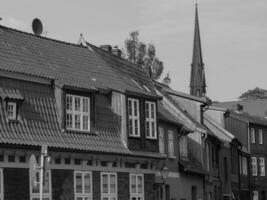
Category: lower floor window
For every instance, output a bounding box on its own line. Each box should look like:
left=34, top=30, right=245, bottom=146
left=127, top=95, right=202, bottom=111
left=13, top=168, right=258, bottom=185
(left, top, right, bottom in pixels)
left=130, top=174, right=144, bottom=200
left=0, top=169, right=3, bottom=200
left=101, top=172, right=117, bottom=200
left=74, top=171, right=92, bottom=200
left=253, top=190, right=258, bottom=200
left=30, top=170, right=51, bottom=200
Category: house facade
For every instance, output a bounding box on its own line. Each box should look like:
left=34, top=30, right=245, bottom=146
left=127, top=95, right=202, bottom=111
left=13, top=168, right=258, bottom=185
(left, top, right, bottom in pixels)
left=0, top=25, right=166, bottom=200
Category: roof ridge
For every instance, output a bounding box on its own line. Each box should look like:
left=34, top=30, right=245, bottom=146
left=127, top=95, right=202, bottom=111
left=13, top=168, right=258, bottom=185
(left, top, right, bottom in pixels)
left=0, top=25, right=89, bottom=50
left=86, top=42, right=150, bottom=75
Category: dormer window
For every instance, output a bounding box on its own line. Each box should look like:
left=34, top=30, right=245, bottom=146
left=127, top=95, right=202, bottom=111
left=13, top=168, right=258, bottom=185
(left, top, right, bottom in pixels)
left=145, top=101, right=157, bottom=139
left=66, top=94, right=90, bottom=131
left=7, top=102, right=17, bottom=120
left=128, top=98, right=140, bottom=137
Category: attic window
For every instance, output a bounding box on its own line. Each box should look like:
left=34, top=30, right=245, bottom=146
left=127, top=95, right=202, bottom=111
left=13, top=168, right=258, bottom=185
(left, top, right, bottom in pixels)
left=7, top=102, right=17, bottom=120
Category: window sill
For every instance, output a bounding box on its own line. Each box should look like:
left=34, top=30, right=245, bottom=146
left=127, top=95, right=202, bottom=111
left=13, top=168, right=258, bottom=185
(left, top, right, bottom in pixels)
left=65, top=128, right=96, bottom=135
left=168, top=155, right=176, bottom=159
left=145, top=137, right=157, bottom=140
left=129, top=135, right=141, bottom=138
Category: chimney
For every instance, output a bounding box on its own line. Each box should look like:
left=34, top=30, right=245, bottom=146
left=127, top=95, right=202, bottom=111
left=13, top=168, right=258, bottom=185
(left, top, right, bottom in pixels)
left=100, top=45, right=112, bottom=53
left=237, top=104, right=244, bottom=113
left=111, top=48, right=122, bottom=58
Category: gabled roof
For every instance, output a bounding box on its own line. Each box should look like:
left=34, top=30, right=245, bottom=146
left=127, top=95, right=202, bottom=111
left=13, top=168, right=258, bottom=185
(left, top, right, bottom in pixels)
left=0, top=77, right=131, bottom=155
left=204, top=114, right=234, bottom=143
left=0, top=25, right=158, bottom=98
left=155, top=84, right=207, bottom=133
left=214, top=99, right=267, bottom=119
left=85, top=42, right=160, bottom=99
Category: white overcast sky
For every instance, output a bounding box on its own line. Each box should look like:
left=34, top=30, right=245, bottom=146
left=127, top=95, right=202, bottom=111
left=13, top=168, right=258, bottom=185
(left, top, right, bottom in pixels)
left=0, top=0, right=266, bottom=101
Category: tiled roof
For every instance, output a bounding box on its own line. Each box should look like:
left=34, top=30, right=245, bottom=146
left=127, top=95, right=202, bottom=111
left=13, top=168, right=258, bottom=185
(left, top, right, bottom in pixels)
left=213, top=99, right=267, bottom=118
left=204, top=114, right=234, bottom=143
left=86, top=43, right=160, bottom=99
left=158, top=101, right=193, bottom=133
left=0, top=87, right=24, bottom=100
left=0, top=78, right=131, bottom=155
left=0, top=25, right=157, bottom=96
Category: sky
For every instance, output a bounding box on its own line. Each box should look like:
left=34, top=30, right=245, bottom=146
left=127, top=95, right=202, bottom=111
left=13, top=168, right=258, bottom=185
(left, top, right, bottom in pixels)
left=0, top=0, right=266, bottom=101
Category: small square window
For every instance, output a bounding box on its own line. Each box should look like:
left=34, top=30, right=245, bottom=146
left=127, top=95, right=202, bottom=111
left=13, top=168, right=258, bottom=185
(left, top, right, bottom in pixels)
left=7, top=102, right=17, bottom=120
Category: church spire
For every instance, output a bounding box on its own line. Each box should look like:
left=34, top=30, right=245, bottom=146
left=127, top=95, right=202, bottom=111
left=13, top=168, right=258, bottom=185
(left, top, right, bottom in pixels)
left=190, top=4, right=206, bottom=97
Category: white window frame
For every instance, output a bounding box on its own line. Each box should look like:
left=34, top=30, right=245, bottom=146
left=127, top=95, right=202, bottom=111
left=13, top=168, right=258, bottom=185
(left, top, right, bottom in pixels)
left=252, top=157, right=257, bottom=176
left=101, top=172, right=117, bottom=200
left=30, top=170, right=52, bottom=200
left=159, top=127, right=164, bottom=154
left=259, top=129, right=263, bottom=144
left=145, top=101, right=157, bottom=139
left=128, top=98, right=140, bottom=137
left=66, top=94, right=90, bottom=131
left=74, top=171, right=93, bottom=200
left=0, top=169, right=3, bottom=200
left=130, top=174, right=144, bottom=200
left=168, top=130, right=174, bottom=157
left=251, top=128, right=255, bottom=143
left=259, top=157, right=265, bottom=176
left=7, top=102, right=16, bottom=120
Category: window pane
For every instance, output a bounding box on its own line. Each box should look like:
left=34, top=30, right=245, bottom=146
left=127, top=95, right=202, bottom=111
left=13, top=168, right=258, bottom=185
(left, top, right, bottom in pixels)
left=102, top=174, right=108, bottom=194
left=110, top=174, right=116, bottom=194
left=134, top=101, right=137, bottom=116
left=151, top=122, right=155, bottom=137
left=137, top=176, right=143, bottom=194
left=146, top=121, right=150, bottom=137
left=32, top=171, right=40, bottom=193
left=66, top=95, right=72, bottom=111
left=75, top=97, right=81, bottom=111
left=75, top=173, right=83, bottom=193
left=134, top=120, right=138, bottom=135
left=83, top=115, right=89, bottom=130
left=84, top=173, right=91, bottom=193
left=43, top=171, right=50, bottom=193
left=83, top=98, right=89, bottom=112
left=75, top=114, right=81, bottom=129
left=129, top=119, right=133, bottom=135
left=66, top=113, right=73, bottom=128
left=145, top=103, right=149, bottom=118
left=151, top=103, right=155, bottom=119
left=128, top=100, right=132, bottom=116
left=131, top=175, right=136, bottom=194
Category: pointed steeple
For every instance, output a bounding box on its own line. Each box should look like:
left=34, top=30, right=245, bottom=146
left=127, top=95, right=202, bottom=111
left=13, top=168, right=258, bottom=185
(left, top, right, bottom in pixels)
left=190, top=4, right=206, bottom=97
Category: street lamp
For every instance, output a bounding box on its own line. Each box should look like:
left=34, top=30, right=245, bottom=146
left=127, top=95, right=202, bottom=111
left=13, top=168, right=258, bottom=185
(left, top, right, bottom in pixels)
left=160, top=165, right=169, bottom=200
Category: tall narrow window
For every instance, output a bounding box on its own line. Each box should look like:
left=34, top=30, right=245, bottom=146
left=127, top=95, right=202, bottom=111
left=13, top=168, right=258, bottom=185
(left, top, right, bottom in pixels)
left=242, top=156, right=248, bottom=175
left=253, top=191, right=258, bottom=200
left=101, top=173, right=117, bottom=200
left=74, top=171, right=92, bottom=200
left=168, top=130, right=174, bottom=157
left=7, top=102, right=17, bottom=120
left=30, top=170, right=51, bottom=200
left=0, top=169, right=3, bottom=200
left=128, top=98, right=140, bottom=137
left=159, top=127, right=164, bottom=154
left=259, top=129, right=263, bottom=144
left=66, top=94, right=90, bottom=131
left=251, top=128, right=255, bottom=143
left=179, top=136, right=188, bottom=158
left=145, top=101, right=157, bottom=139
left=130, top=174, right=144, bottom=200
left=260, top=158, right=265, bottom=176
left=252, top=157, right=257, bottom=176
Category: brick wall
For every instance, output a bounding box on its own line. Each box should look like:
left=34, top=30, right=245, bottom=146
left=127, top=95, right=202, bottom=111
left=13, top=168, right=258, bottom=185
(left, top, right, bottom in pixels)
left=4, top=168, right=29, bottom=200
left=93, top=171, right=101, bottom=200
left=118, top=172, right=130, bottom=200
left=145, top=174, right=156, bottom=200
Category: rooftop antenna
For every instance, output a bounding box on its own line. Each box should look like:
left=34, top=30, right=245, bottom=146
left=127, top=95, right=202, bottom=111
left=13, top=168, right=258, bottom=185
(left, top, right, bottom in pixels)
left=32, top=18, right=43, bottom=36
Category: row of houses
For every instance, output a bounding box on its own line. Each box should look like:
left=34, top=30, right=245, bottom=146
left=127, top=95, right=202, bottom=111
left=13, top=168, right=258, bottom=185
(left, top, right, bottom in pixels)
left=0, top=5, right=267, bottom=200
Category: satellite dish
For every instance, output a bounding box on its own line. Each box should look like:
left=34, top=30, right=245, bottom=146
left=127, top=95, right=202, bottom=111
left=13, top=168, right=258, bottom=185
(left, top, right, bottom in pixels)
left=32, top=18, right=43, bottom=36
